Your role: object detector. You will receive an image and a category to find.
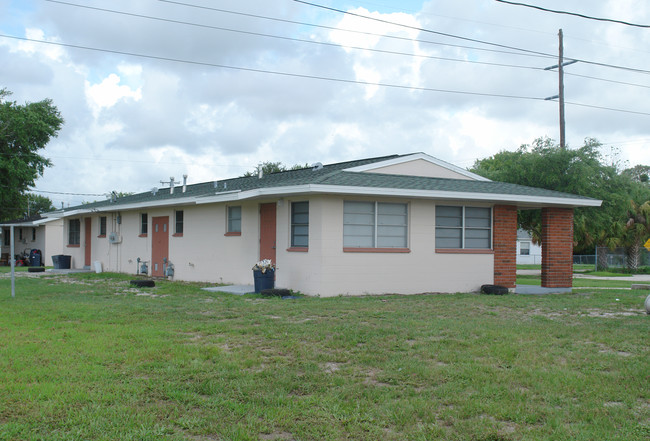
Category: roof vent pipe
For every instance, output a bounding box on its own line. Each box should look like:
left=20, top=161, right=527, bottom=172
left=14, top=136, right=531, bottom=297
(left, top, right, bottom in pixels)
left=182, top=174, right=188, bottom=193
left=258, top=164, right=263, bottom=179
left=170, top=177, right=175, bottom=195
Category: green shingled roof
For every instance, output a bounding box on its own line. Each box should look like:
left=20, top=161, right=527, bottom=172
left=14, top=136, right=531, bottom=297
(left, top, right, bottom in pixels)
left=57, top=153, right=599, bottom=213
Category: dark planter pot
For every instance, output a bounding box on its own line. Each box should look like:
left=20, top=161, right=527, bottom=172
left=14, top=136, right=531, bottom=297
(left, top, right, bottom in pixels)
left=253, top=269, right=275, bottom=293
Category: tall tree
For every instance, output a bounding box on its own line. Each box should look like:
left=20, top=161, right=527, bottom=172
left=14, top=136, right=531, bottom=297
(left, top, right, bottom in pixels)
left=470, top=137, right=646, bottom=253
left=623, top=200, right=650, bottom=270
left=0, top=88, right=64, bottom=221
left=241, top=162, right=310, bottom=177
left=25, top=193, right=55, bottom=216
left=622, top=165, right=650, bottom=184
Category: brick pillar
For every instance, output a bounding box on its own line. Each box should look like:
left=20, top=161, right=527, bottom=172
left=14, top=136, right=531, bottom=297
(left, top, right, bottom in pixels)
left=493, top=205, right=517, bottom=288
left=541, top=207, right=574, bottom=288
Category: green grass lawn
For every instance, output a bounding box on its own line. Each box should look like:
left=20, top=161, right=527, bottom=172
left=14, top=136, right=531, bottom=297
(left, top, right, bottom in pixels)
left=1, top=272, right=649, bottom=441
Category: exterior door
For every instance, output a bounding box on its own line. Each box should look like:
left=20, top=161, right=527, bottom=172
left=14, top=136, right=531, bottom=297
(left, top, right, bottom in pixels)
left=84, top=218, right=92, bottom=266
left=151, top=216, right=169, bottom=277
left=259, top=203, right=277, bottom=263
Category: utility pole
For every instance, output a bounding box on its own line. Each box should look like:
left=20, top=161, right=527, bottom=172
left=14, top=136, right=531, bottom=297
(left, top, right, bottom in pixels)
left=544, top=28, right=577, bottom=148
left=558, top=29, right=566, bottom=148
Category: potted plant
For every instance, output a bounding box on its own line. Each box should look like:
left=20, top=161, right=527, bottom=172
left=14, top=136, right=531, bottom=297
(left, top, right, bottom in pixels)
left=252, top=259, right=275, bottom=293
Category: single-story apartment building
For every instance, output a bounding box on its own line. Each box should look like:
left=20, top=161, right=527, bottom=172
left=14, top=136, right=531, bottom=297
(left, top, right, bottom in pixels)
left=41, top=153, right=601, bottom=296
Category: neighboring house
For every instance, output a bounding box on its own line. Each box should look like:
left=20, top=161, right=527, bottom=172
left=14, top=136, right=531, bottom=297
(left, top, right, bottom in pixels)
left=42, top=153, right=601, bottom=296
left=0, top=215, right=62, bottom=265
left=516, top=229, right=542, bottom=265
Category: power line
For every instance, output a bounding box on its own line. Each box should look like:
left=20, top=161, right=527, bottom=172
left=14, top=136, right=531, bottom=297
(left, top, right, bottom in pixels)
left=155, top=0, right=555, bottom=60
left=293, top=0, right=554, bottom=58
left=294, top=0, right=650, bottom=75
left=41, top=0, right=548, bottom=73
left=564, top=72, right=650, bottom=89
left=494, top=0, right=650, bottom=29
left=30, top=189, right=105, bottom=196
left=53, top=0, right=648, bottom=90
left=2, top=33, right=650, bottom=116
left=0, top=34, right=546, bottom=101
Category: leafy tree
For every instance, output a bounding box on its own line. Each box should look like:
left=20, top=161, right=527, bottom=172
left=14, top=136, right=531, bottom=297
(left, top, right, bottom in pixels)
left=25, top=193, right=55, bottom=215
left=623, top=200, right=650, bottom=270
left=622, top=164, right=650, bottom=184
left=241, top=162, right=310, bottom=177
left=0, top=88, right=64, bottom=221
left=470, top=137, right=646, bottom=253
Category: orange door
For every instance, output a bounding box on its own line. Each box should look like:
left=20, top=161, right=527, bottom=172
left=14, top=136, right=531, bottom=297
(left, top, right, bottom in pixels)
left=84, top=218, right=92, bottom=266
left=259, top=203, right=277, bottom=263
left=151, top=216, right=169, bottom=277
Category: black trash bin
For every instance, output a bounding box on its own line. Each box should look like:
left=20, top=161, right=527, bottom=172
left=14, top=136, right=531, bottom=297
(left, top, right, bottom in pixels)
left=30, top=249, right=42, bottom=267
left=52, top=254, right=71, bottom=269
left=253, top=269, right=275, bottom=293
left=60, top=255, right=71, bottom=269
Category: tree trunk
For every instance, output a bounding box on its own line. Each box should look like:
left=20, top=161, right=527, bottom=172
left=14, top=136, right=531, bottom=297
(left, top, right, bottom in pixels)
left=596, top=247, right=608, bottom=271
left=626, top=242, right=640, bottom=271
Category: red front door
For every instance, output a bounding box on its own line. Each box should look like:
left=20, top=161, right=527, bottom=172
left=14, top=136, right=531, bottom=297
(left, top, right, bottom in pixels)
left=84, top=218, right=92, bottom=266
left=151, top=216, right=169, bottom=277
left=260, top=203, right=277, bottom=263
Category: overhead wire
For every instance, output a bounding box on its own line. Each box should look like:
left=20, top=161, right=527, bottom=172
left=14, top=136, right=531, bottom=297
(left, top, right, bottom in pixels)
left=40, top=0, right=549, bottom=73
left=494, top=0, right=650, bottom=28
left=0, top=34, right=548, bottom=102
left=293, top=0, right=650, bottom=75
left=46, top=0, right=650, bottom=91
left=2, top=1, right=645, bottom=119
left=154, top=0, right=555, bottom=60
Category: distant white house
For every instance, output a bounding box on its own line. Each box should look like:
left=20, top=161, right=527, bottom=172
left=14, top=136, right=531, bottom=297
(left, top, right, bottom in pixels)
left=516, top=229, right=542, bottom=265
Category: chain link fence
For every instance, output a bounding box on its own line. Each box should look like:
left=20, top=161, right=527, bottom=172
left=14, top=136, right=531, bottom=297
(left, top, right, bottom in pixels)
left=594, top=247, right=650, bottom=270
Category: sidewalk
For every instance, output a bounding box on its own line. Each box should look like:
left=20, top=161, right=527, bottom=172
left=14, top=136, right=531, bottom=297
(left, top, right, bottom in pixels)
left=518, top=269, right=650, bottom=282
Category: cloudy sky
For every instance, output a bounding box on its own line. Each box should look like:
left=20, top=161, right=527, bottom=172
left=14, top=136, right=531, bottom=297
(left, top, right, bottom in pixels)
left=1, top=0, right=649, bottom=208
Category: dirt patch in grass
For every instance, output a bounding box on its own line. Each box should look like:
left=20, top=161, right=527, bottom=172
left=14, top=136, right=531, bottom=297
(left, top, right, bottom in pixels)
left=322, top=362, right=344, bottom=374
left=259, top=432, right=295, bottom=440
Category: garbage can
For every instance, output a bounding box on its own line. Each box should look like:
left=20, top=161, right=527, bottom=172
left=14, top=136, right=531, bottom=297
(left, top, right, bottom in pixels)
left=60, top=255, right=71, bottom=269
left=253, top=269, right=275, bottom=293
left=52, top=254, right=71, bottom=269
left=30, top=249, right=42, bottom=267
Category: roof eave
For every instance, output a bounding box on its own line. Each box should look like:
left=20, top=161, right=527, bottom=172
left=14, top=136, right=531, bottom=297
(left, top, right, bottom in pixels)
left=196, top=184, right=602, bottom=208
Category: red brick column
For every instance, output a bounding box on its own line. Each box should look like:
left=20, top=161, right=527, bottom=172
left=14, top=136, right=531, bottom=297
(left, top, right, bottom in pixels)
left=493, top=205, right=517, bottom=288
left=541, top=207, right=574, bottom=288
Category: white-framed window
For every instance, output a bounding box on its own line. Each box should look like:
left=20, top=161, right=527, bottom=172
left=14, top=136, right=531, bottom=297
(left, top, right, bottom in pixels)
left=140, top=213, right=148, bottom=235
left=175, top=210, right=184, bottom=235
left=435, top=206, right=492, bottom=249
left=99, top=217, right=107, bottom=236
left=343, top=201, right=408, bottom=248
left=68, top=219, right=81, bottom=245
left=520, top=241, right=531, bottom=255
left=227, top=206, right=241, bottom=233
left=291, top=201, right=309, bottom=247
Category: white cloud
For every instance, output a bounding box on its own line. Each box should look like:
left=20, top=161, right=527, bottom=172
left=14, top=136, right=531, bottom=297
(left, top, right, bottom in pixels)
left=85, top=73, right=142, bottom=115
left=1, top=0, right=649, bottom=208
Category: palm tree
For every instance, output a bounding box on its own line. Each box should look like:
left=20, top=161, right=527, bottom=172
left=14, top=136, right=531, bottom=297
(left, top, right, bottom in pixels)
left=594, top=221, right=625, bottom=271
left=623, top=200, right=650, bottom=270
